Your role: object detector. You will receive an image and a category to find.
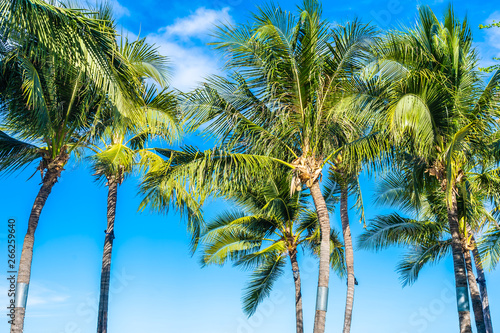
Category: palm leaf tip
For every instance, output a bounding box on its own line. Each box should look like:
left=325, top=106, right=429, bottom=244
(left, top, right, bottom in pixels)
left=242, top=252, right=285, bottom=316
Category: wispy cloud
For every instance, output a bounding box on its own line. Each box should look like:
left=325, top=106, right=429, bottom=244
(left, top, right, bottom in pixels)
left=146, top=38, right=221, bottom=91
left=77, top=0, right=130, bottom=18
left=144, top=7, right=233, bottom=91
left=27, top=283, right=70, bottom=307
left=110, top=0, right=130, bottom=19
left=484, top=12, right=500, bottom=50
left=477, top=11, right=500, bottom=68
left=161, top=7, right=232, bottom=39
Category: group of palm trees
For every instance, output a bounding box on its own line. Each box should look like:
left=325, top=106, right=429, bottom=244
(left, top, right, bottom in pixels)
left=1, top=1, right=498, bottom=333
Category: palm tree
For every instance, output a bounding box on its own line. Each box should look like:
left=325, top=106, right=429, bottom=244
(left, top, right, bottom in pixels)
left=327, top=141, right=371, bottom=333
left=86, top=36, right=179, bottom=333
left=0, top=4, right=143, bottom=332
left=359, top=168, right=497, bottom=333
left=473, top=235, right=495, bottom=333
left=464, top=165, right=500, bottom=333
left=474, top=166, right=500, bottom=333
left=481, top=222, right=500, bottom=333
left=200, top=171, right=345, bottom=333
left=140, top=3, right=378, bottom=331
left=372, top=5, right=500, bottom=332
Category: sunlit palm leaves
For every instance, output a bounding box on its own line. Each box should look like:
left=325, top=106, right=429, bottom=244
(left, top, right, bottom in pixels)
left=200, top=172, right=345, bottom=316
left=397, top=239, right=452, bottom=286
left=0, top=0, right=142, bottom=117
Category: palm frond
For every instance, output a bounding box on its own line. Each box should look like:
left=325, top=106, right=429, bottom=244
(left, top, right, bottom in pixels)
left=242, top=252, right=286, bottom=316
left=1, top=0, right=141, bottom=117
left=0, top=130, right=40, bottom=174
left=479, top=226, right=500, bottom=269
left=119, top=36, right=171, bottom=87
left=358, top=213, right=444, bottom=251
left=397, top=239, right=452, bottom=286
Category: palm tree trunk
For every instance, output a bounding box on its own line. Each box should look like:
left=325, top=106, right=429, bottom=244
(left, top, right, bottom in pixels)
left=471, top=238, right=493, bottom=333
left=446, top=191, right=472, bottom=333
left=289, top=249, right=303, bottom=333
left=464, top=249, right=486, bottom=333
left=96, top=176, right=118, bottom=333
left=309, top=180, right=330, bottom=333
left=10, top=156, right=68, bottom=333
left=340, top=185, right=355, bottom=333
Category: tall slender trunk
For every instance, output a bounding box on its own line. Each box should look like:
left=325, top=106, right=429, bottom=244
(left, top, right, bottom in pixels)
left=96, top=176, right=119, bottom=333
left=446, top=191, right=472, bottom=333
left=464, top=249, right=486, bottom=333
left=471, top=238, right=493, bottom=333
left=309, top=181, right=330, bottom=333
left=10, top=155, right=68, bottom=333
left=340, top=185, right=355, bottom=333
left=289, top=249, right=303, bottom=333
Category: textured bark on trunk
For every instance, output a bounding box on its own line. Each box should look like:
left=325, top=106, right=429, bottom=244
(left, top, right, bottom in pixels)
left=289, top=249, right=303, bottom=333
left=309, top=181, right=330, bottom=333
left=471, top=239, right=493, bottom=333
left=446, top=191, right=472, bottom=333
left=464, top=249, right=486, bottom=333
left=340, top=186, right=355, bottom=333
left=96, top=177, right=119, bottom=333
left=10, top=155, right=67, bottom=333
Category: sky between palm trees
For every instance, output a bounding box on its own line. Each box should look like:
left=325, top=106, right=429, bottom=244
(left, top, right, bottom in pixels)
left=1, top=1, right=499, bottom=332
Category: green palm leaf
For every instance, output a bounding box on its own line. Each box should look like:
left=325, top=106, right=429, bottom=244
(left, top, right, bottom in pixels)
left=358, top=213, right=444, bottom=251
left=0, top=130, right=40, bottom=173
left=242, top=252, right=286, bottom=316
left=397, top=239, right=452, bottom=286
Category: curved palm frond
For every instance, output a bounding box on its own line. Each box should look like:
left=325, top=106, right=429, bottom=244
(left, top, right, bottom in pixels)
left=1, top=0, right=141, bottom=117
left=479, top=227, right=500, bottom=269
left=397, top=239, right=452, bottom=287
left=0, top=130, right=40, bottom=174
left=242, top=252, right=286, bottom=316
left=119, top=36, right=171, bottom=87
left=358, top=213, right=444, bottom=251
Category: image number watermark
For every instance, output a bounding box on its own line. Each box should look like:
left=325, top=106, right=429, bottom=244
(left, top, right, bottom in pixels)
left=7, top=218, right=17, bottom=324
left=7, top=218, right=15, bottom=269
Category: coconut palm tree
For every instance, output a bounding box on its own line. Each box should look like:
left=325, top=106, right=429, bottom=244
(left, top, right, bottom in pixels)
left=326, top=143, right=371, bottom=333
left=86, top=36, right=179, bottom=333
left=0, top=4, right=143, bottom=332
left=372, top=5, right=500, bottom=332
left=481, top=220, right=500, bottom=333
left=0, top=43, right=104, bottom=333
left=473, top=165, right=500, bottom=333
left=359, top=167, right=498, bottom=333
left=140, top=3, right=379, bottom=331
left=200, top=171, right=345, bottom=333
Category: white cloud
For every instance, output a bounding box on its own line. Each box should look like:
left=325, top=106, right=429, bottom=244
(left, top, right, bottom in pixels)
left=161, top=7, right=232, bottom=39
left=484, top=12, right=500, bottom=50
left=477, top=11, right=500, bottom=68
left=147, top=38, right=221, bottom=91
left=117, top=26, right=138, bottom=41
left=144, top=7, right=233, bottom=91
left=29, top=294, right=70, bottom=306
left=76, top=0, right=130, bottom=19
left=109, top=0, right=130, bottom=19
left=15, top=282, right=70, bottom=308
left=28, top=284, right=70, bottom=307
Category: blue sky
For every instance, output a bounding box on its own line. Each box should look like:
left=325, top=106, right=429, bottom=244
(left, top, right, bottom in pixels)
left=1, top=1, right=500, bottom=333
